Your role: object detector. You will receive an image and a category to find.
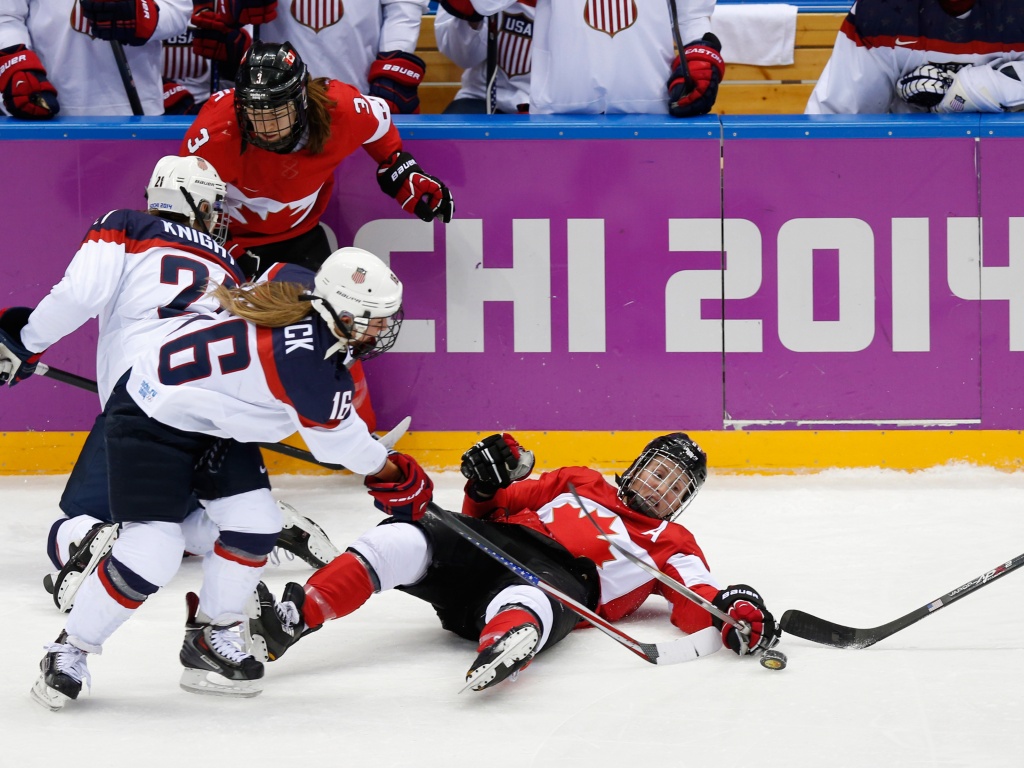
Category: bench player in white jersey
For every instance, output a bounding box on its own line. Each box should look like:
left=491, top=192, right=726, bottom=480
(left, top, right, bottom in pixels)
left=249, top=433, right=779, bottom=692
left=807, top=0, right=1024, bottom=114
left=0, top=0, right=191, bottom=118
left=439, top=0, right=724, bottom=116
left=189, top=0, right=430, bottom=114
left=7, top=245, right=431, bottom=709
left=435, top=1, right=535, bottom=114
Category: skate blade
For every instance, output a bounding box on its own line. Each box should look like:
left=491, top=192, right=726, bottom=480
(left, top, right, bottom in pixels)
left=179, top=668, right=263, bottom=698
left=30, top=675, right=72, bottom=712
left=461, top=629, right=538, bottom=693
left=56, top=525, right=119, bottom=613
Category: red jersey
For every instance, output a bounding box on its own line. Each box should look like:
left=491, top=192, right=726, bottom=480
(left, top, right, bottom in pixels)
left=180, top=81, right=402, bottom=249
left=463, top=467, right=722, bottom=634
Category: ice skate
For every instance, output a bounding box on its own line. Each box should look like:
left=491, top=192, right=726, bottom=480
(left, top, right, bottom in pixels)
left=272, top=501, right=340, bottom=568
left=463, top=606, right=540, bottom=692
left=30, top=631, right=92, bottom=712
left=247, top=580, right=307, bottom=662
left=43, top=522, right=119, bottom=613
left=179, top=592, right=264, bottom=697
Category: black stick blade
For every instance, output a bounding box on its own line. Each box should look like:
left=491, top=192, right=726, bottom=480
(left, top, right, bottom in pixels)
left=780, top=609, right=877, bottom=649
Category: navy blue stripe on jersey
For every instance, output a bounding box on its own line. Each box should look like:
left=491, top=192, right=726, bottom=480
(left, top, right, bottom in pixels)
left=847, top=0, right=1024, bottom=51
left=87, top=209, right=244, bottom=285
left=264, top=261, right=316, bottom=290
left=256, top=312, right=356, bottom=428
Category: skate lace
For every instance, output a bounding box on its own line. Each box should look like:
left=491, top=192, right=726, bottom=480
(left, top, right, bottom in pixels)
left=44, top=641, right=92, bottom=689
left=275, top=599, right=300, bottom=632
left=269, top=548, right=295, bottom=566
left=208, top=624, right=251, bottom=664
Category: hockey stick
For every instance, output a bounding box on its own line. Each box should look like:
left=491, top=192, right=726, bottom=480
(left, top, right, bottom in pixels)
left=109, top=41, right=145, bottom=116
left=781, top=551, right=1024, bottom=649
left=568, top=483, right=791, bottom=669
left=485, top=15, right=498, bottom=115
left=32, top=363, right=410, bottom=471
left=425, top=502, right=720, bottom=666
left=665, top=0, right=690, bottom=89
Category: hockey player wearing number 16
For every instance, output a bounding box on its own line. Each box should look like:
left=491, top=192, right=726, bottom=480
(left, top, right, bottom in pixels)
left=21, top=246, right=432, bottom=710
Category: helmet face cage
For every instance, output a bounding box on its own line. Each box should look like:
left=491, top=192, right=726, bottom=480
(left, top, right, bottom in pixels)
left=146, top=156, right=229, bottom=244
left=310, top=247, right=404, bottom=361
left=617, top=434, right=708, bottom=523
left=234, top=42, right=309, bottom=154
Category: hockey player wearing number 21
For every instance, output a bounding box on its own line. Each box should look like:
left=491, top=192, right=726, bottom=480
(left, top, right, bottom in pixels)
left=1, top=233, right=432, bottom=708
left=249, top=433, right=781, bottom=691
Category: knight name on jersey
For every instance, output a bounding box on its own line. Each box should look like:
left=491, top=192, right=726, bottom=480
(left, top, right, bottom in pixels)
left=159, top=220, right=229, bottom=260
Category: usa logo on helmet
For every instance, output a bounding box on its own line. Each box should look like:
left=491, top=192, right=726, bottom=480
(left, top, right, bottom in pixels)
left=352, top=268, right=367, bottom=284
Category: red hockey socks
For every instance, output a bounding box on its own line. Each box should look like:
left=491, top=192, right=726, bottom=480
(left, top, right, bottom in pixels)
left=303, top=552, right=375, bottom=628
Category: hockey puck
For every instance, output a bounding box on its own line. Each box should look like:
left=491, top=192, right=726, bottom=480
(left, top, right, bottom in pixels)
left=760, top=649, right=788, bottom=670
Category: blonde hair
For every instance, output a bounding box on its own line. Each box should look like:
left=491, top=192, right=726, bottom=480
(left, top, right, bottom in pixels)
left=306, top=78, right=337, bottom=155
left=210, top=281, right=314, bottom=327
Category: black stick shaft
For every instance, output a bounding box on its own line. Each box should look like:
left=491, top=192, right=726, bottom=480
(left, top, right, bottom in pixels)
left=110, top=41, right=144, bottom=116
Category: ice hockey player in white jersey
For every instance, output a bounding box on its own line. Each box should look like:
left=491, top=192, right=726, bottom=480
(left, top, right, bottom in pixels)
left=0, top=0, right=192, bottom=117
left=438, top=0, right=724, bottom=116
left=807, top=0, right=1024, bottom=114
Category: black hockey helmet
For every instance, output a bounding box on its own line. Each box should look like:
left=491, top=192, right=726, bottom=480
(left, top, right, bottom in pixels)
left=234, top=41, right=309, bottom=154
left=616, top=433, right=708, bottom=522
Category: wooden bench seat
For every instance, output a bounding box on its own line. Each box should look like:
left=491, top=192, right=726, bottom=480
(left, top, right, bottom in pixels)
left=415, top=12, right=845, bottom=115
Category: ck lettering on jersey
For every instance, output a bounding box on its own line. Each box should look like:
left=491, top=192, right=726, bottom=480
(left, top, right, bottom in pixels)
left=283, top=323, right=315, bottom=354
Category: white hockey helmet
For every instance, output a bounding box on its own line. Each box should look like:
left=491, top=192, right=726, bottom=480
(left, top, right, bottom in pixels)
left=146, top=155, right=229, bottom=244
left=309, top=247, right=404, bottom=361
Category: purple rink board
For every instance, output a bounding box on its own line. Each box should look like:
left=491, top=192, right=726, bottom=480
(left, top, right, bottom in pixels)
left=1, top=127, right=1023, bottom=432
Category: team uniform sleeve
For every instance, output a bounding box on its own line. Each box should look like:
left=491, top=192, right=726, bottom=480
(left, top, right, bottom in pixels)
left=380, top=0, right=429, bottom=53
left=434, top=9, right=487, bottom=69
left=806, top=20, right=902, bottom=113
left=154, top=0, right=192, bottom=41
left=20, top=212, right=130, bottom=354
left=0, top=1, right=31, bottom=50
left=660, top=552, right=721, bottom=634
left=461, top=466, right=602, bottom=518
left=678, top=0, right=715, bottom=45
left=934, top=58, right=1024, bottom=113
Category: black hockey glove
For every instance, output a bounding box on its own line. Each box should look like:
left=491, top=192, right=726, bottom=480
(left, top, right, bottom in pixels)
left=461, top=433, right=535, bottom=499
left=0, top=306, right=42, bottom=386
left=377, top=151, right=455, bottom=223
left=369, top=51, right=426, bottom=114
left=81, top=0, right=160, bottom=46
left=711, top=584, right=780, bottom=655
left=898, top=63, right=959, bottom=109
left=668, top=33, right=725, bottom=118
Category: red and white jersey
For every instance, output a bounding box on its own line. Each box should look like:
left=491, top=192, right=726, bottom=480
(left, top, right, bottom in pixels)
left=463, top=466, right=722, bottom=634
left=125, top=262, right=388, bottom=474
left=0, top=0, right=191, bottom=116
left=255, top=0, right=428, bottom=92
left=20, top=209, right=244, bottom=404
left=468, top=0, right=715, bottom=114
left=180, top=81, right=402, bottom=250
left=162, top=29, right=211, bottom=105
left=435, top=3, right=534, bottom=114
left=807, top=0, right=1024, bottom=114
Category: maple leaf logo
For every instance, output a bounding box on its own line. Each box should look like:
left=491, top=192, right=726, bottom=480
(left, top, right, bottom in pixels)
left=545, top=502, right=617, bottom=568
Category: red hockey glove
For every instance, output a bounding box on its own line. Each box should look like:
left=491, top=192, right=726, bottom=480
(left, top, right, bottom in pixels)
left=377, top=151, right=455, bottom=223
left=0, top=45, right=59, bottom=120
left=365, top=452, right=434, bottom=522
left=81, top=0, right=160, bottom=46
left=461, top=433, right=535, bottom=499
left=0, top=307, right=42, bottom=387
left=162, top=78, right=198, bottom=115
left=711, top=584, right=779, bottom=655
left=368, top=51, right=425, bottom=115
left=232, top=0, right=278, bottom=25
left=668, top=33, right=725, bottom=118
left=439, top=0, right=483, bottom=23
left=191, top=3, right=252, bottom=65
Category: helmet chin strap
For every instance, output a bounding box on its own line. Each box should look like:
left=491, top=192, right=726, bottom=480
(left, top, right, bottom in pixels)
left=299, top=294, right=355, bottom=359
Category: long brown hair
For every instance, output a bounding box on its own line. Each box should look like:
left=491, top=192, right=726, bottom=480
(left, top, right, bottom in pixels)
left=305, top=77, right=337, bottom=154
left=210, top=281, right=313, bottom=327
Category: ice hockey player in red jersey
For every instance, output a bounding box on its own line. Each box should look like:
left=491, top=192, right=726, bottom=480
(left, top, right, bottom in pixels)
left=249, top=432, right=779, bottom=691
left=19, top=246, right=432, bottom=710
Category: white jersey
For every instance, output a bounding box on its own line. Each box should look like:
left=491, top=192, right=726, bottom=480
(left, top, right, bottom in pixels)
left=469, top=0, right=714, bottom=114
left=125, top=262, right=388, bottom=475
left=255, top=0, right=428, bottom=91
left=807, top=0, right=1024, bottom=114
left=20, top=209, right=244, bottom=404
left=434, top=4, right=533, bottom=113
left=0, top=0, right=191, bottom=116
